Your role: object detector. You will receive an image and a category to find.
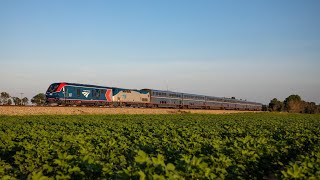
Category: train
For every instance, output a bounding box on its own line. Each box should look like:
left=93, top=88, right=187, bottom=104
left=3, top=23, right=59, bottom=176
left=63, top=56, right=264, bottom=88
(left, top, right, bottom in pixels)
left=45, top=82, right=262, bottom=111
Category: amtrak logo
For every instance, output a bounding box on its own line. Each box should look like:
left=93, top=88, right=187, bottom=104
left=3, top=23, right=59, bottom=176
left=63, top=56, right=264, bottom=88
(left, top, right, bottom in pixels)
left=82, top=90, right=90, bottom=98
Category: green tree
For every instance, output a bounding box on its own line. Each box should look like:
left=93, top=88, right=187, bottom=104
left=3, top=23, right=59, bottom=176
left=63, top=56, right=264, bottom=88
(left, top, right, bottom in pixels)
left=284, top=95, right=303, bottom=113
left=262, top=105, right=268, bottom=111
left=22, top=97, right=29, bottom=106
left=0, top=92, right=10, bottom=105
left=31, top=93, right=46, bottom=106
left=7, top=99, right=12, bottom=105
left=268, top=98, right=283, bottom=112
left=303, top=101, right=318, bottom=114
left=12, top=97, right=21, bottom=105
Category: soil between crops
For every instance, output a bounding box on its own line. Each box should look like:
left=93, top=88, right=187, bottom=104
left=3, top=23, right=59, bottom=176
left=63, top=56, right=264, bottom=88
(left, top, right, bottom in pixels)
left=0, top=106, right=258, bottom=115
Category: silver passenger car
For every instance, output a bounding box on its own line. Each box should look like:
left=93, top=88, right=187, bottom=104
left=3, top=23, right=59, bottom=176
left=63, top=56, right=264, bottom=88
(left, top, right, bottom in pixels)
left=142, top=89, right=262, bottom=110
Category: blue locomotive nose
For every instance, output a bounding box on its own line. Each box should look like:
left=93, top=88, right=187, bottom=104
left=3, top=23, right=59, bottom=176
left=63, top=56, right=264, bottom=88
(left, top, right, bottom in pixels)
left=47, top=92, right=62, bottom=98
left=46, top=92, right=56, bottom=98
left=46, top=92, right=61, bottom=103
left=45, top=83, right=67, bottom=105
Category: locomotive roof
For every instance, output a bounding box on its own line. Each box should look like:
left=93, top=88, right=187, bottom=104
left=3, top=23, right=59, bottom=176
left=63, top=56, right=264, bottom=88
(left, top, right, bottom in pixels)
left=54, top=82, right=114, bottom=89
left=55, top=82, right=143, bottom=92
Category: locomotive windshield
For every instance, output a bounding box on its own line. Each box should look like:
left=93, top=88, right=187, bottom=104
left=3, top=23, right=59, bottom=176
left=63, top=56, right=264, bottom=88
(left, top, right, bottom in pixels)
left=47, top=83, right=60, bottom=93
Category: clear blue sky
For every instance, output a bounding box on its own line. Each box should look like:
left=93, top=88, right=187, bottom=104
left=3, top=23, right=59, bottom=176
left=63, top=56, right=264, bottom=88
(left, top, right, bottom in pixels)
left=1, top=0, right=319, bottom=104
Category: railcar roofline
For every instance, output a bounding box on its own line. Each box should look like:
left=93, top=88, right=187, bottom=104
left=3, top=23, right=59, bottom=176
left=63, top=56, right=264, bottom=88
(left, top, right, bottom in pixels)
left=142, top=88, right=261, bottom=104
left=53, top=82, right=115, bottom=89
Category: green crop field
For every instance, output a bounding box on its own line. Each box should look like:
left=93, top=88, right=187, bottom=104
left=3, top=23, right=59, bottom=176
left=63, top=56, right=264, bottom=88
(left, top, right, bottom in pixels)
left=1, top=113, right=320, bottom=179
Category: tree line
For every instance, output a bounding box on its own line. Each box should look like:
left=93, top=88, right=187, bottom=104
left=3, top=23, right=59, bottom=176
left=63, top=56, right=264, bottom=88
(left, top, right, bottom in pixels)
left=0, top=92, right=46, bottom=106
left=268, top=94, right=320, bottom=114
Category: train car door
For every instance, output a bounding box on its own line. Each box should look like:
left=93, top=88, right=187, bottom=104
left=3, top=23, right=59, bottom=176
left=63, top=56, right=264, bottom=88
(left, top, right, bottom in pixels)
left=93, top=89, right=100, bottom=100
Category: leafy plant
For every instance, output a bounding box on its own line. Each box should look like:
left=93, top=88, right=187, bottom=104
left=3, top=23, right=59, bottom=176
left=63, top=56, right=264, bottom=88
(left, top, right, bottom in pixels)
left=0, top=113, right=319, bottom=178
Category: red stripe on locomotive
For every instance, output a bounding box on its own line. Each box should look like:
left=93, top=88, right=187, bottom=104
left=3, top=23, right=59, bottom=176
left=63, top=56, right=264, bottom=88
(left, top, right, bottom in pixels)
left=105, top=89, right=112, bottom=102
left=56, top=83, right=67, bottom=92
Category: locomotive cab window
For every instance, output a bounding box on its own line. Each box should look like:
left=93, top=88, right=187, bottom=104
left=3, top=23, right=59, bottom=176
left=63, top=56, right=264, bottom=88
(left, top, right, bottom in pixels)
left=47, top=84, right=59, bottom=93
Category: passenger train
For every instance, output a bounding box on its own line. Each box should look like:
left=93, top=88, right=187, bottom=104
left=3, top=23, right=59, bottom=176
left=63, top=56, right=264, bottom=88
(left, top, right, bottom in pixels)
left=45, top=82, right=262, bottom=111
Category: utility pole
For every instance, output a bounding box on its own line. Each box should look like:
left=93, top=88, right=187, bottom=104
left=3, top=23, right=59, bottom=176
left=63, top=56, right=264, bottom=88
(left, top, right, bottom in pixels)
left=166, top=80, right=168, bottom=91
left=20, top=93, right=23, bottom=106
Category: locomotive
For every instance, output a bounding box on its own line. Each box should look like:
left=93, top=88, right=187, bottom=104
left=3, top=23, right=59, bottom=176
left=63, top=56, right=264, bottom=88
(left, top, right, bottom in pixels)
left=45, top=82, right=262, bottom=110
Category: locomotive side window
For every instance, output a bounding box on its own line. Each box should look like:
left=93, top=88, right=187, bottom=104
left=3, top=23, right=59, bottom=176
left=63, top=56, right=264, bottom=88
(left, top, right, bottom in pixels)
left=123, top=90, right=131, bottom=93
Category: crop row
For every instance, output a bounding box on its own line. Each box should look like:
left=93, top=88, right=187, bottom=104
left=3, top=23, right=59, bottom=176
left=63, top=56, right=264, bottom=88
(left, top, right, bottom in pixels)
left=1, top=113, right=320, bottom=179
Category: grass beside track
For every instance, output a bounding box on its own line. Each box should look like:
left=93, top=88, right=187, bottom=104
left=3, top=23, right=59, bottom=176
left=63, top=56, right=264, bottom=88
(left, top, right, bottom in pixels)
left=1, top=113, right=320, bottom=179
